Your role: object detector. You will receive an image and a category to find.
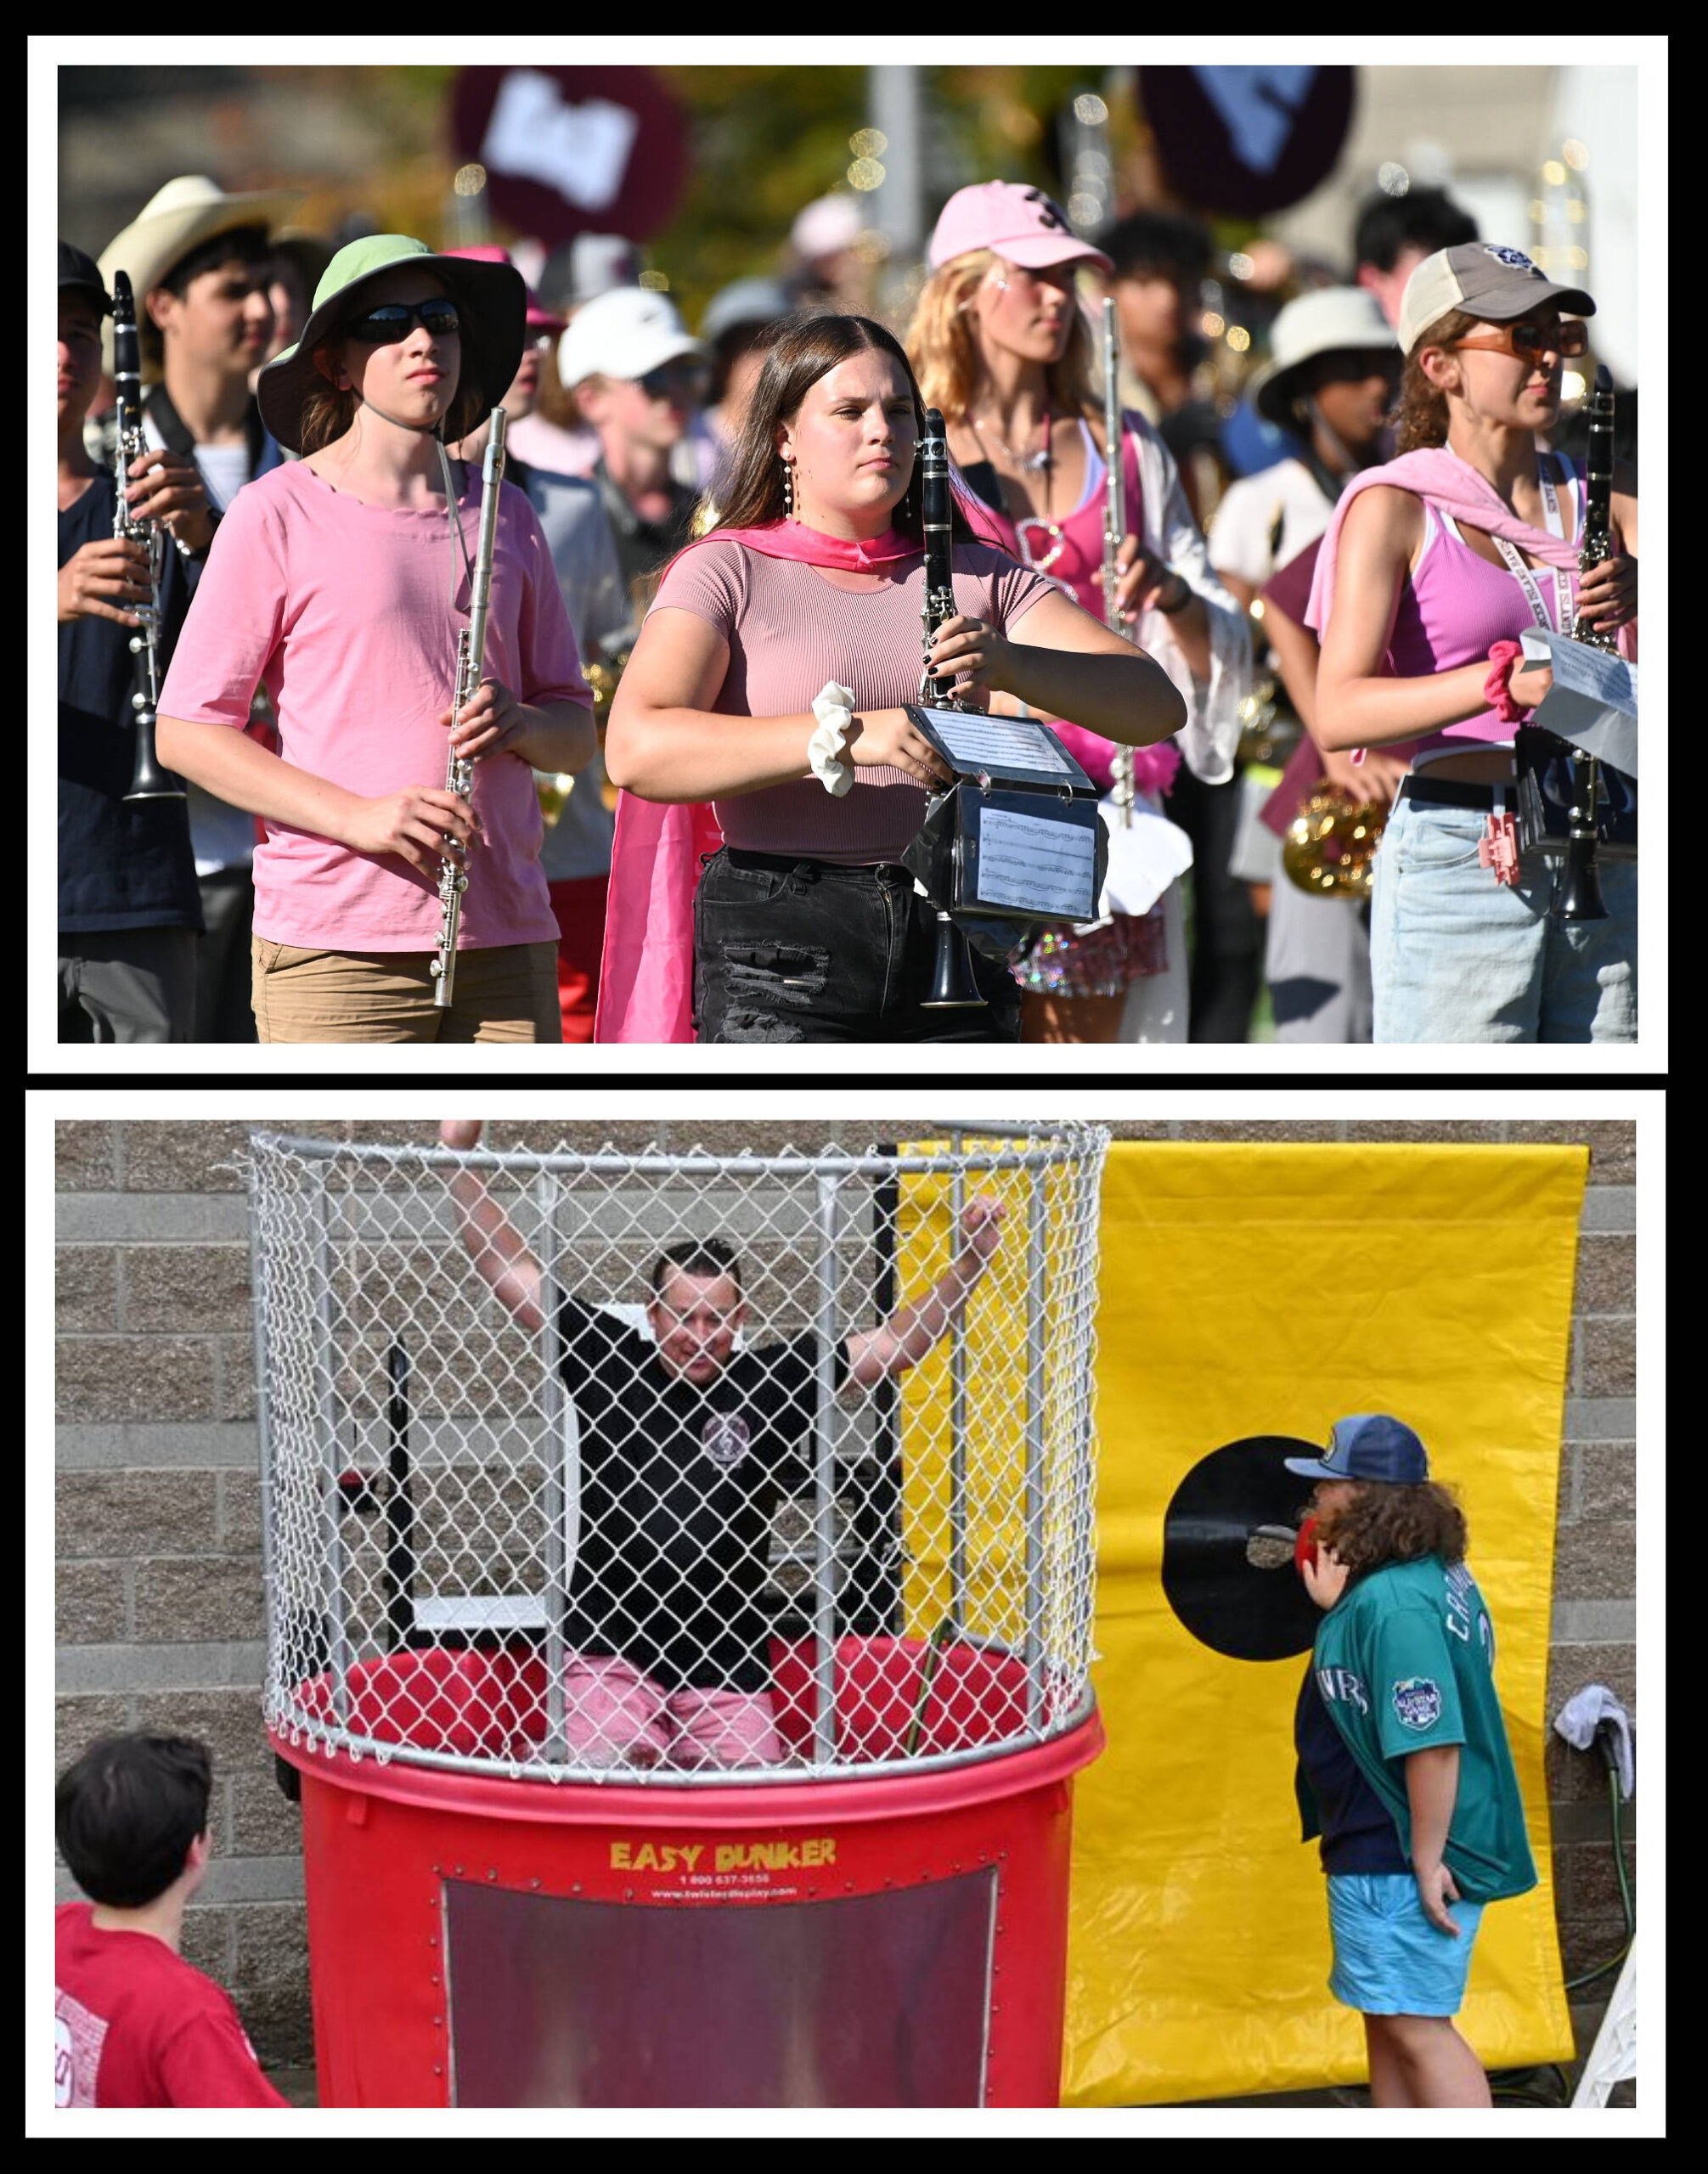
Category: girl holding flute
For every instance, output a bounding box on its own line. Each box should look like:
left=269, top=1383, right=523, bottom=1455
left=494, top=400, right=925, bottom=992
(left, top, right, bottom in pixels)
left=599, top=308, right=1184, bottom=1044
left=155, top=236, right=595, bottom=1043
left=906, top=182, right=1249, bottom=1043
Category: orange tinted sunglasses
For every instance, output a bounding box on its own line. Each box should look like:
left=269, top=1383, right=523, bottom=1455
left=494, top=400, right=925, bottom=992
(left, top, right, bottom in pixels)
left=1448, top=320, right=1589, bottom=362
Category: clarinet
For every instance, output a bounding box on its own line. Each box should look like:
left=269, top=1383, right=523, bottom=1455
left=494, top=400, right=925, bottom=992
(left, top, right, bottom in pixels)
left=429, top=408, right=507, bottom=1010
left=915, top=408, right=985, bottom=1009
left=1101, top=297, right=1136, bottom=828
left=111, top=271, right=185, bottom=802
left=1557, top=364, right=1617, bottom=921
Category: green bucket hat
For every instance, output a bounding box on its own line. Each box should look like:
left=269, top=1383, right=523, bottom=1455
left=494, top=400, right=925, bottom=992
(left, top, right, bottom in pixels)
left=256, top=234, right=525, bottom=453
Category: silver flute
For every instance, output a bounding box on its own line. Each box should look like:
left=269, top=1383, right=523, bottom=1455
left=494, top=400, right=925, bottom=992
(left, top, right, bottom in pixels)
left=430, top=407, right=507, bottom=1010
left=1101, top=296, right=1136, bottom=828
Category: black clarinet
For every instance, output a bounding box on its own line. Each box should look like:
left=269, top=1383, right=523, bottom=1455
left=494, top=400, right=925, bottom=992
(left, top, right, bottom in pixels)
left=111, top=270, right=186, bottom=802
left=1556, top=365, right=1617, bottom=920
left=912, top=409, right=984, bottom=1009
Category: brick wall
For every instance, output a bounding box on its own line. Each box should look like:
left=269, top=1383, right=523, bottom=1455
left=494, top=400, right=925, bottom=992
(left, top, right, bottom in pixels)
left=54, top=1117, right=1638, bottom=2095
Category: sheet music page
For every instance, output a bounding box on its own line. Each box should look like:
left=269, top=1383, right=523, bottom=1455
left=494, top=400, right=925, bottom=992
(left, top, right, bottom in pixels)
left=977, top=806, right=1097, bottom=917
left=1519, top=630, right=1639, bottom=775
left=915, top=707, right=1076, bottom=776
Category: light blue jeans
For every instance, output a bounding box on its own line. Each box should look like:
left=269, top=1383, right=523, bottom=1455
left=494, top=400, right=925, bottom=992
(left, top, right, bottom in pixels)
left=1370, top=795, right=1638, bottom=1043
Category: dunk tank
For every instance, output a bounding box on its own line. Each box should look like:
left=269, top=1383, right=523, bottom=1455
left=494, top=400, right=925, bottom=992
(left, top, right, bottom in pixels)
left=245, top=1124, right=1109, bottom=2107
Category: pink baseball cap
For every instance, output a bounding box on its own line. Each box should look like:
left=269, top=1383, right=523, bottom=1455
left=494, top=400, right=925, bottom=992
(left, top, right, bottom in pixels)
left=927, top=182, right=1114, bottom=275
left=443, top=244, right=566, bottom=335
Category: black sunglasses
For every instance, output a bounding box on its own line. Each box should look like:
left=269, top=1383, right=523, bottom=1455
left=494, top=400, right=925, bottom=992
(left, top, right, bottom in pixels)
left=343, top=300, right=461, bottom=344
left=639, top=359, right=709, bottom=401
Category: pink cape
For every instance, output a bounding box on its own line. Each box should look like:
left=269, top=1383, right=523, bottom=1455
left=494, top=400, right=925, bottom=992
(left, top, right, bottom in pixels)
left=1304, top=443, right=1634, bottom=660
left=592, top=520, right=926, bottom=1045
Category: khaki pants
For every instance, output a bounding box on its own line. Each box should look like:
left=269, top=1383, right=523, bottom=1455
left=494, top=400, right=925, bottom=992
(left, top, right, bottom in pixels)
left=251, top=938, right=562, bottom=1044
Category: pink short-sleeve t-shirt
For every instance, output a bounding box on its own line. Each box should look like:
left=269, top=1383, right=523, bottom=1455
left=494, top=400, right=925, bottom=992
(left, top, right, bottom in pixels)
left=649, top=538, right=1057, bottom=865
left=158, top=462, right=591, bottom=951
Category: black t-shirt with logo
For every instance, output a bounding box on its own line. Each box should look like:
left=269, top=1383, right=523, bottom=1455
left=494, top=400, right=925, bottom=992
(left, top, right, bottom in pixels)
left=552, top=1292, right=847, bottom=1692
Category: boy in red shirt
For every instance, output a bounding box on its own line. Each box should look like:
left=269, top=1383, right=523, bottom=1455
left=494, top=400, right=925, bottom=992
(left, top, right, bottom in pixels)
left=54, top=1732, right=290, bottom=2108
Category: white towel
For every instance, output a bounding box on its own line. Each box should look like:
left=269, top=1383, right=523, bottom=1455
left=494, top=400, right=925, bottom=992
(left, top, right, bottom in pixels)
left=1553, top=1682, right=1635, bottom=1800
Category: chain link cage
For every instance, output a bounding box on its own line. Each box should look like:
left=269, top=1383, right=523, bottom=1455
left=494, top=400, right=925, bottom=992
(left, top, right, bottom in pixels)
left=246, top=1125, right=1108, bottom=1788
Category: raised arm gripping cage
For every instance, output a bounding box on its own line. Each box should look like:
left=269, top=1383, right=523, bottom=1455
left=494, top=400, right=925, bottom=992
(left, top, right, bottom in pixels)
left=246, top=1125, right=1109, bottom=1788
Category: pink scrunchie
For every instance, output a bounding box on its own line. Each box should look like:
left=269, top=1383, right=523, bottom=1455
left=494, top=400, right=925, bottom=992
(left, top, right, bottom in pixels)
left=1484, top=639, right=1530, bottom=725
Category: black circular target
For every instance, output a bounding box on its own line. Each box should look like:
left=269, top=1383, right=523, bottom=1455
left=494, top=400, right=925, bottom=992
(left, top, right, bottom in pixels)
left=1161, top=1436, right=1322, bottom=1661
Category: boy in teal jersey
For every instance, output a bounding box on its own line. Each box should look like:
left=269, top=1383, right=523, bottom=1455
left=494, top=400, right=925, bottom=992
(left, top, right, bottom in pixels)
left=1288, top=1414, right=1536, bottom=2108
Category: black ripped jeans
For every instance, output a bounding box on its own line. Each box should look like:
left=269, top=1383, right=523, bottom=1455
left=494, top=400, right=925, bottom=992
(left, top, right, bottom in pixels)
left=693, top=850, right=1022, bottom=1045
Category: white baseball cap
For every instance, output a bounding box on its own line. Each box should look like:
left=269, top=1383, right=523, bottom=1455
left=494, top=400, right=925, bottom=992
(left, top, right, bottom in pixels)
left=557, top=285, right=707, bottom=390
left=1398, top=242, right=1594, bottom=356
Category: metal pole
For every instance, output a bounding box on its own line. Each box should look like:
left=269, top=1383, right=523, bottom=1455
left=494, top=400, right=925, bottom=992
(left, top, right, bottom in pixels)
left=949, top=1130, right=968, bottom=1631
left=536, top=1170, right=568, bottom=1763
left=245, top=1152, right=281, bottom=1721
left=869, top=65, right=922, bottom=320
left=812, top=1173, right=844, bottom=1766
left=311, top=1167, right=350, bottom=1724
left=1024, top=1162, right=1048, bottom=1731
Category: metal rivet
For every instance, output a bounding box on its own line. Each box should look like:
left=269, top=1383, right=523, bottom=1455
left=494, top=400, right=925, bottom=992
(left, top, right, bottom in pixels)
left=426, top=1936, right=437, bottom=1948
left=432, top=2064, right=443, bottom=2076
left=531, top=1879, right=541, bottom=1890
left=487, top=1869, right=498, bottom=1881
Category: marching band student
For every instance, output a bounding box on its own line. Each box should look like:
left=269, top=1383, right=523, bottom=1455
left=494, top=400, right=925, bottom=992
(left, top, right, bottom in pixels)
left=1310, top=244, right=1638, bottom=1043
left=154, top=236, right=596, bottom=1044
left=1211, top=287, right=1402, bottom=1045
left=908, top=181, right=1249, bottom=1045
left=599, top=310, right=1184, bottom=1045
left=57, top=243, right=207, bottom=1043
left=98, top=176, right=300, bottom=1043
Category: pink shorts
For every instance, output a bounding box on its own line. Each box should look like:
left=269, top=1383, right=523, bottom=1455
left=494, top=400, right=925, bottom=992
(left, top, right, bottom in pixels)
left=561, top=1655, right=787, bottom=1771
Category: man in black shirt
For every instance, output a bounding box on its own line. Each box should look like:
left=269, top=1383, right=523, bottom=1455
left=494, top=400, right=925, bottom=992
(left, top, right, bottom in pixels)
left=439, top=1119, right=1005, bottom=1768
left=57, top=243, right=209, bottom=1041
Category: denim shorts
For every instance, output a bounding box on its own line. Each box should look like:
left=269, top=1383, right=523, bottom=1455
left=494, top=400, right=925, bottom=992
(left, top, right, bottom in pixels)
left=1369, top=792, right=1637, bottom=1043
left=1326, top=1871, right=1485, bottom=2016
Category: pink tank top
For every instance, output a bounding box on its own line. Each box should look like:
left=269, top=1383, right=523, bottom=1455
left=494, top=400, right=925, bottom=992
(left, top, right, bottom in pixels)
left=1389, top=459, right=1583, bottom=758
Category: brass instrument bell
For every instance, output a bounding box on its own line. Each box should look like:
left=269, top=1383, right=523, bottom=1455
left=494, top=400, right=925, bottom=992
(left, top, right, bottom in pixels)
left=1282, top=784, right=1384, bottom=899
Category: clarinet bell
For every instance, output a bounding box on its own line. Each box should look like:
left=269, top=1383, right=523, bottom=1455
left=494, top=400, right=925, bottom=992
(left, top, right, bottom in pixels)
left=1556, top=834, right=1609, bottom=923
left=923, top=910, right=987, bottom=1009
left=123, top=711, right=188, bottom=802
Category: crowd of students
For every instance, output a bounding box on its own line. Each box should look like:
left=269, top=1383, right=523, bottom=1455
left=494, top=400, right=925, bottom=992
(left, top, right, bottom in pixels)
left=59, top=172, right=1636, bottom=1045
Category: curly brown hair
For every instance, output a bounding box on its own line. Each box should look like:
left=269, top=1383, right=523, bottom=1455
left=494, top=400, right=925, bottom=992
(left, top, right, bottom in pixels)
left=1316, top=1479, right=1468, bottom=1580
left=1392, top=307, right=1482, bottom=453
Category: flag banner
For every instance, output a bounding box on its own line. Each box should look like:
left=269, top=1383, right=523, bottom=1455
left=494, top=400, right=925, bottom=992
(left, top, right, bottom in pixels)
left=1061, top=1141, right=1587, bottom=2104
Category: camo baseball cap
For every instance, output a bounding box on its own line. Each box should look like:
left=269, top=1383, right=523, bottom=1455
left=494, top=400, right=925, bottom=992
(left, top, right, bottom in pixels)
left=1398, top=241, right=1594, bottom=355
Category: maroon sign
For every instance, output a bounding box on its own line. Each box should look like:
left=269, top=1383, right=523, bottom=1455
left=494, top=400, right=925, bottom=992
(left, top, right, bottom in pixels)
left=1139, top=65, right=1356, bottom=218
left=451, top=67, right=689, bottom=245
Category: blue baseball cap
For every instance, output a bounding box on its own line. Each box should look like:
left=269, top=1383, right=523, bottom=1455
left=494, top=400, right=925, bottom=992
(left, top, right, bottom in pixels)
left=1284, top=1413, right=1430, bottom=1485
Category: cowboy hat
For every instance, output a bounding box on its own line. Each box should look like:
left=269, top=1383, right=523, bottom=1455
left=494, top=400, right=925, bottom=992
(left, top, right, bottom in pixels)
left=98, top=175, right=302, bottom=378
left=256, top=234, right=525, bottom=454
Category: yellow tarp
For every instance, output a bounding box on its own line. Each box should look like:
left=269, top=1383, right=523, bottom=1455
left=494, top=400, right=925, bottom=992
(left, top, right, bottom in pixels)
left=1060, top=1141, right=1585, bottom=2104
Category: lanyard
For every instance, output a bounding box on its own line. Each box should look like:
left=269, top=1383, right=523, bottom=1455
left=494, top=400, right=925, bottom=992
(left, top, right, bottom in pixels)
left=1491, top=455, right=1574, bottom=634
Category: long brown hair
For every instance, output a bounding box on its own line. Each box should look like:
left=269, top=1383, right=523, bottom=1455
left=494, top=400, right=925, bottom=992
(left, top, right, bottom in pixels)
left=1392, top=307, right=1482, bottom=454
left=707, top=311, right=974, bottom=544
left=906, top=250, right=1098, bottom=429
left=1316, top=1480, right=1469, bottom=1581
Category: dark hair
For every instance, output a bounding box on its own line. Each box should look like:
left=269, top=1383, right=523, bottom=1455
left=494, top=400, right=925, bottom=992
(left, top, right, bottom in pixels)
left=650, top=1237, right=743, bottom=1301
left=1096, top=211, right=1211, bottom=284
left=1315, top=1480, right=1469, bottom=1583
left=142, top=223, right=273, bottom=370
left=1353, top=188, right=1479, bottom=274
left=708, top=311, right=975, bottom=545
left=56, top=1733, right=212, bottom=1908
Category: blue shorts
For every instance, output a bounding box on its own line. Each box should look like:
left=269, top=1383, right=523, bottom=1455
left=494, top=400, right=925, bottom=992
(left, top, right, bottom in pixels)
left=1326, top=1872, right=1485, bottom=2016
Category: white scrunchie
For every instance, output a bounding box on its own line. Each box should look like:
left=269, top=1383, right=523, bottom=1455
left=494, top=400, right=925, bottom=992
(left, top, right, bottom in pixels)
left=807, top=681, right=858, bottom=797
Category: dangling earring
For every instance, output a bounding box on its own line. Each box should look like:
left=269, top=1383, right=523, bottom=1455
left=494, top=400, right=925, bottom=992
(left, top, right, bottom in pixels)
left=781, top=456, right=795, bottom=520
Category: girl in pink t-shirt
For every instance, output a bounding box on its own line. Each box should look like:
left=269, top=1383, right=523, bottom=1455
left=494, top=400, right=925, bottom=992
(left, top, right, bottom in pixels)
left=156, top=236, right=595, bottom=1044
left=600, top=311, right=1187, bottom=1045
